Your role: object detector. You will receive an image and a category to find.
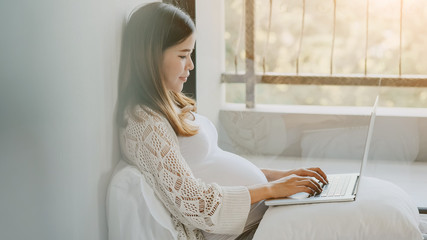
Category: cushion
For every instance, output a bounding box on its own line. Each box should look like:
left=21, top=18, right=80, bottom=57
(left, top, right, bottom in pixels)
left=106, top=160, right=177, bottom=240
left=253, top=177, right=423, bottom=240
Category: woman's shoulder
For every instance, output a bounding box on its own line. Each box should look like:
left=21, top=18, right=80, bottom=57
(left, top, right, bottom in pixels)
left=123, top=105, right=174, bottom=136
left=134, top=104, right=162, bottom=119
left=126, top=105, right=166, bottom=125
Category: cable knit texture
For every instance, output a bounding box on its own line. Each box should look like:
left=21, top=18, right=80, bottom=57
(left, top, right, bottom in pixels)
left=119, top=105, right=251, bottom=240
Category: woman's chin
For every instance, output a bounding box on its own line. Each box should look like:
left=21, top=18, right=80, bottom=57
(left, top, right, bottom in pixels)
left=170, top=87, right=184, bottom=93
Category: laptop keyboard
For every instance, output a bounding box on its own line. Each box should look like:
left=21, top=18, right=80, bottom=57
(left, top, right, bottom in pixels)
left=319, top=175, right=351, bottom=197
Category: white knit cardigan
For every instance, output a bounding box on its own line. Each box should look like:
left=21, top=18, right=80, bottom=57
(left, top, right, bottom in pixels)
left=119, top=105, right=251, bottom=239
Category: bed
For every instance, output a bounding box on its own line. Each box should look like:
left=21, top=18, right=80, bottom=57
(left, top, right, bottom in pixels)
left=107, top=160, right=427, bottom=240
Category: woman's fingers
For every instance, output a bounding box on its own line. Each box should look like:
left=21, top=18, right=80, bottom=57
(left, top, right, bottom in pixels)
left=308, top=167, right=328, bottom=184
left=294, top=186, right=316, bottom=196
left=296, top=177, right=323, bottom=194
left=274, top=175, right=323, bottom=197
left=296, top=168, right=328, bottom=185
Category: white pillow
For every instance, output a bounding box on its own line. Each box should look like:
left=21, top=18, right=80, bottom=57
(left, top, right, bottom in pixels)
left=106, top=160, right=178, bottom=240
left=253, top=177, right=423, bottom=240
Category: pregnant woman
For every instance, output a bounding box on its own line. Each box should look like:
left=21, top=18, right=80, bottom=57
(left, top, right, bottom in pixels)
left=117, top=3, right=328, bottom=239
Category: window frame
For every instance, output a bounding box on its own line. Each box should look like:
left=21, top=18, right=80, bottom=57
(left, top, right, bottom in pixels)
left=222, top=0, right=427, bottom=109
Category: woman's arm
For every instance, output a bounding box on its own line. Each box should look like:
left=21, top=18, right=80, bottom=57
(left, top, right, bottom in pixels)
left=248, top=173, right=325, bottom=204
left=247, top=184, right=273, bottom=204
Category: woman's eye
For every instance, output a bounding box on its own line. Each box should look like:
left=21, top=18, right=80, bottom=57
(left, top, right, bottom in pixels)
left=179, top=56, right=187, bottom=59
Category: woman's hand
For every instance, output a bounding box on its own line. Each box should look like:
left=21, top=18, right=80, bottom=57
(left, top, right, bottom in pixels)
left=262, top=167, right=328, bottom=185
left=248, top=172, right=326, bottom=203
left=268, top=174, right=323, bottom=199
left=249, top=167, right=328, bottom=204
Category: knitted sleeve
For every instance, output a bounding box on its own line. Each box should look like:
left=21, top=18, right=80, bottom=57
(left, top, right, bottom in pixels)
left=119, top=106, right=251, bottom=235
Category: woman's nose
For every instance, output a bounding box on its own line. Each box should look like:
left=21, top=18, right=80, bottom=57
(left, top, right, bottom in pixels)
left=187, top=56, right=194, bottom=70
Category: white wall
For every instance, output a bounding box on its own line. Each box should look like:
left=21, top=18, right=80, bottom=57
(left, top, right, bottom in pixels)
left=0, top=0, right=154, bottom=239
left=196, top=0, right=225, bottom=127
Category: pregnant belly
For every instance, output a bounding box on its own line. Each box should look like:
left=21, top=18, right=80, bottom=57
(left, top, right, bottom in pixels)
left=190, top=149, right=268, bottom=186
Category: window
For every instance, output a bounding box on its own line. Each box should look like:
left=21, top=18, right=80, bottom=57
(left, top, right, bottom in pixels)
left=223, top=0, right=427, bottom=108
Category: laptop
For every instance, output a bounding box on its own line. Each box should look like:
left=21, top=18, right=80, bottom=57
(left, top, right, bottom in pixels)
left=265, top=96, right=379, bottom=206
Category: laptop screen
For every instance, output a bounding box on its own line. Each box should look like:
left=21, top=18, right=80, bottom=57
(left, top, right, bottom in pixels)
left=358, top=95, right=379, bottom=178
left=300, top=79, right=382, bottom=175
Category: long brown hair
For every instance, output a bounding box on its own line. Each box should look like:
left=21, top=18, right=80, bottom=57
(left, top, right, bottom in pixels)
left=116, top=2, right=198, bottom=136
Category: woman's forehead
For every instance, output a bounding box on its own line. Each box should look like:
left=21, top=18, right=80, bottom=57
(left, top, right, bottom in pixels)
left=171, top=34, right=196, bottom=51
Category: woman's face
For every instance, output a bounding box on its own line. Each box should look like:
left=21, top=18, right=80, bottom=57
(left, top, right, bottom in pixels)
left=161, top=34, right=196, bottom=93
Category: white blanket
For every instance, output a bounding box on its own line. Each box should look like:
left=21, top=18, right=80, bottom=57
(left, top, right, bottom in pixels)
left=253, top=177, right=423, bottom=240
